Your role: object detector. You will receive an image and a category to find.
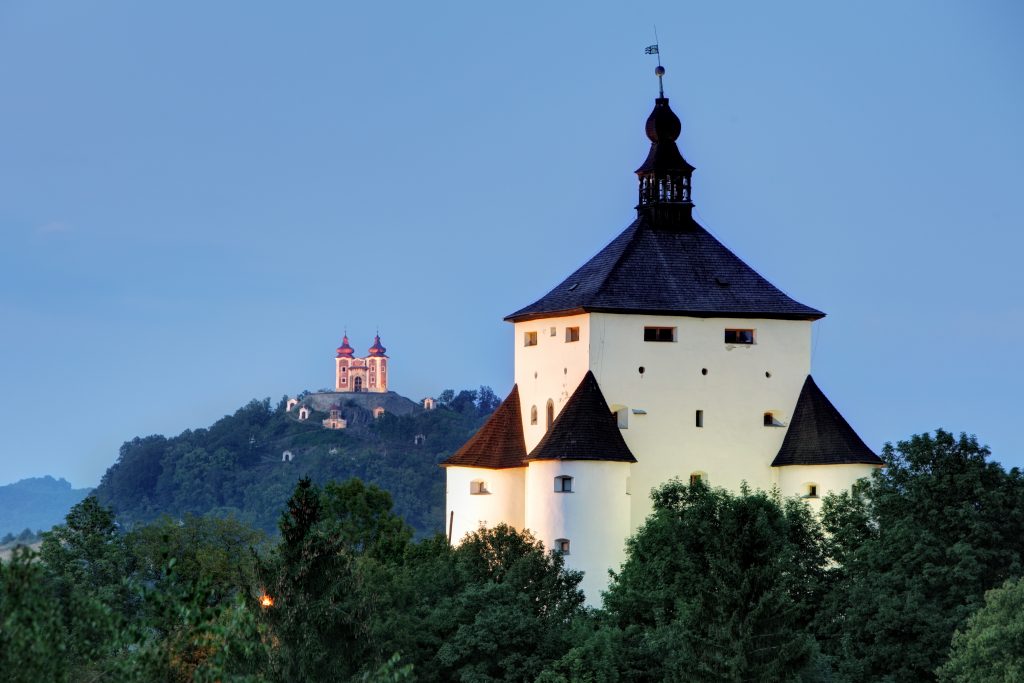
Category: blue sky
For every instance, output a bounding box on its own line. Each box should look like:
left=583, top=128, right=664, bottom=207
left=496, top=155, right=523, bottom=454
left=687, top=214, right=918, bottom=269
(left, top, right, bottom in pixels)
left=1, top=1, right=1021, bottom=487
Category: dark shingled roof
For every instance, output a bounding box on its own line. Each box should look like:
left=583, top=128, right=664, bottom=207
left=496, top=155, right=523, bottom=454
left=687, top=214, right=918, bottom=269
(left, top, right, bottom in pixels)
left=441, top=385, right=526, bottom=469
left=505, top=214, right=824, bottom=323
left=772, top=376, right=882, bottom=467
left=527, top=371, right=637, bottom=463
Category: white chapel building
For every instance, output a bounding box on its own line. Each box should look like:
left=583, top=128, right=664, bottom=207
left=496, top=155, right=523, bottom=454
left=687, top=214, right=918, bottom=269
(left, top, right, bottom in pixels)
left=442, top=70, right=882, bottom=604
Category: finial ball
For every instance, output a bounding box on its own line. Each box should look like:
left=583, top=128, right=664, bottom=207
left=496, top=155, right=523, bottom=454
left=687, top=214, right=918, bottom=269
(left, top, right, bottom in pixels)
left=655, top=65, right=666, bottom=77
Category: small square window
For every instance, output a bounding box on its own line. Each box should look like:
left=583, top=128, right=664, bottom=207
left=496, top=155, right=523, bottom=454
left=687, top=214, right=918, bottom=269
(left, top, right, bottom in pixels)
left=555, top=475, right=573, bottom=493
left=695, top=410, right=704, bottom=428
left=550, top=326, right=557, bottom=336
left=565, top=327, right=580, bottom=343
left=689, top=473, right=704, bottom=486
left=807, top=484, right=818, bottom=499
left=724, top=329, right=755, bottom=344
left=764, top=412, right=782, bottom=427
left=555, top=538, right=571, bottom=555
left=470, top=480, right=489, bottom=495
left=524, top=331, right=538, bottom=347
left=644, top=326, right=676, bottom=342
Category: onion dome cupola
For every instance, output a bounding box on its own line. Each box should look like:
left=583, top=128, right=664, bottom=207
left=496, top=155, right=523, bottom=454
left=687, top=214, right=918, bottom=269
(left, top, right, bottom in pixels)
left=336, top=335, right=355, bottom=358
left=635, top=65, right=695, bottom=226
left=367, top=334, right=387, bottom=358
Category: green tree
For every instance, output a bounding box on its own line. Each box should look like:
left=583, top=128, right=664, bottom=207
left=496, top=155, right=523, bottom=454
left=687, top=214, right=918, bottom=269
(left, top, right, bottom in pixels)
left=0, top=547, right=73, bottom=683
left=266, top=477, right=404, bottom=680
left=937, top=575, right=1024, bottom=682
left=818, top=430, right=1024, bottom=681
left=321, top=478, right=413, bottom=561
left=38, top=495, right=135, bottom=668
left=119, top=560, right=272, bottom=682
left=600, top=480, right=822, bottom=682
left=423, top=528, right=585, bottom=679
left=129, top=514, right=266, bottom=605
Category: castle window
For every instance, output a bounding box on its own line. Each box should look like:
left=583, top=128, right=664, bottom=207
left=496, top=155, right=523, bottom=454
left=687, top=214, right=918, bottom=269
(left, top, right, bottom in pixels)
left=470, top=480, right=489, bottom=495
left=554, top=538, right=570, bottom=555
left=554, top=475, right=573, bottom=493
left=724, top=329, right=755, bottom=344
left=695, top=410, right=704, bottom=428
left=615, top=407, right=629, bottom=429
left=764, top=412, right=781, bottom=427
left=530, top=405, right=538, bottom=425
left=546, top=400, right=554, bottom=429
left=644, top=326, right=676, bottom=342
left=804, top=484, right=819, bottom=499
left=550, top=326, right=557, bottom=337
left=524, top=331, right=538, bottom=347
left=689, top=472, right=707, bottom=486
left=565, top=327, right=580, bottom=343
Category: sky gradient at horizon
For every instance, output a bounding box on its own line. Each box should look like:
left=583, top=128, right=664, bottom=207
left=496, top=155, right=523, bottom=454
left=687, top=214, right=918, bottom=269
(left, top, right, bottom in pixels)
left=1, top=1, right=1021, bottom=487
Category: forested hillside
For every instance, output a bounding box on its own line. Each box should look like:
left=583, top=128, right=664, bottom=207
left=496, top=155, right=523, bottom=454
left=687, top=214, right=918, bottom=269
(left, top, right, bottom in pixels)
left=92, top=388, right=499, bottom=536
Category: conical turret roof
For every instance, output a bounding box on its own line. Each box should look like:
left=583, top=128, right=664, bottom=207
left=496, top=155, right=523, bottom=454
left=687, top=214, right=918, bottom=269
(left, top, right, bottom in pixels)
left=527, top=371, right=636, bottom=463
left=441, top=386, right=527, bottom=469
left=772, top=376, right=882, bottom=467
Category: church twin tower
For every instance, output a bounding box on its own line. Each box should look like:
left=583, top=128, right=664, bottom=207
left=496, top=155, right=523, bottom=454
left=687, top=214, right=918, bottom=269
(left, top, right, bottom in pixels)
left=442, top=70, right=882, bottom=604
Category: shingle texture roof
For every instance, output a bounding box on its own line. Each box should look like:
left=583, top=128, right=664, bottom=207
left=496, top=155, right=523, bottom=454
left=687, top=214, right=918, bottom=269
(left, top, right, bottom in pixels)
left=772, top=375, right=882, bottom=467
left=527, top=371, right=637, bottom=463
left=505, top=215, right=824, bottom=322
left=441, top=386, right=526, bottom=469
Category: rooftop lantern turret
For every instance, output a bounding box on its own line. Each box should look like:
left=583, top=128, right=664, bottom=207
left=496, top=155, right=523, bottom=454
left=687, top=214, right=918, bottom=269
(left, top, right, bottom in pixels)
left=635, top=64, right=695, bottom=227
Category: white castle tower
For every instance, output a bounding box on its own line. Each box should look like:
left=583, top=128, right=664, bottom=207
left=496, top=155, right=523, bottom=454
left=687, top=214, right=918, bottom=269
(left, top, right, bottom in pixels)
left=442, top=68, right=882, bottom=604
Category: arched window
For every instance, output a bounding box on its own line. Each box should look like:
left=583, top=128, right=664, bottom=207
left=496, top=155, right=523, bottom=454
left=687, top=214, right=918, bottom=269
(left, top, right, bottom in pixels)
left=530, top=405, right=538, bottom=425
left=546, top=400, right=554, bottom=429
left=554, top=538, right=570, bottom=555
left=353, top=376, right=363, bottom=393
left=554, top=475, right=573, bottom=493
left=470, top=480, right=489, bottom=495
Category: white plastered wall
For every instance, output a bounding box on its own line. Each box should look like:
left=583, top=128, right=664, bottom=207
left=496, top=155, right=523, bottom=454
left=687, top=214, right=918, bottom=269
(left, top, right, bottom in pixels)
left=586, top=312, right=814, bottom=532
left=775, top=463, right=880, bottom=512
left=444, top=466, right=525, bottom=544
left=513, top=314, right=592, bottom=452
left=524, top=459, right=632, bottom=606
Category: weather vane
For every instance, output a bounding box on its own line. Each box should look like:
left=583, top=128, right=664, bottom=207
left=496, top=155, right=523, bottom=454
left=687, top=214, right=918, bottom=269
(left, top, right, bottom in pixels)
left=645, top=26, right=665, bottom=98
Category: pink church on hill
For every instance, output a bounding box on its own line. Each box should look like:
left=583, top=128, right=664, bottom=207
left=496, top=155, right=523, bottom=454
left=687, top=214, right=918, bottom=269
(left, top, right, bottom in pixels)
left=334, top=334, right=389, bottom=394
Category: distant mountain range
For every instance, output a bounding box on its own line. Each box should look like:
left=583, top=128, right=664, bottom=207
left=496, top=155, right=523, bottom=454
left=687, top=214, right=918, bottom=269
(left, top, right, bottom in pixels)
left=0, top=476, right=93, bottom=536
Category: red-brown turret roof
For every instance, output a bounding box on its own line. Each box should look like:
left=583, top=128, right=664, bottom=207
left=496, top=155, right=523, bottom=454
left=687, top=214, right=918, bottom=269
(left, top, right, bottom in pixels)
left=368, top=334, right=387, bottom=357
left=441, top=386, right=527, bottom=469
left=336, top=335, right=355, bottom=358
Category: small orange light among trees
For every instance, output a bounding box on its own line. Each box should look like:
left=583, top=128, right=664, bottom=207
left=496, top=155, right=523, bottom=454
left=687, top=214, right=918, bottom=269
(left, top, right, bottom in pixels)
left=259, top=594, right=274, bottom=608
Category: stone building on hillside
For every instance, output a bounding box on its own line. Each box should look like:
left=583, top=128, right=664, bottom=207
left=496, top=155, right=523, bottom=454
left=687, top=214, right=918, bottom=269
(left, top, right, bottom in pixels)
left=442, top=67, right=883, bottom=605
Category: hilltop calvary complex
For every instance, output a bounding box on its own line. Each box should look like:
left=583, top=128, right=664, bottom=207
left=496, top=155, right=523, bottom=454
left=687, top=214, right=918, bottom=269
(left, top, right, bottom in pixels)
left=441, top=69, right=882, bottom=603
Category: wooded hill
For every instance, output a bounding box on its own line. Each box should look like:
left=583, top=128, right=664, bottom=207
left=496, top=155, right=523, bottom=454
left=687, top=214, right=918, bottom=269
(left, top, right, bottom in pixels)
left=92, top=388, right=499, bottom=536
